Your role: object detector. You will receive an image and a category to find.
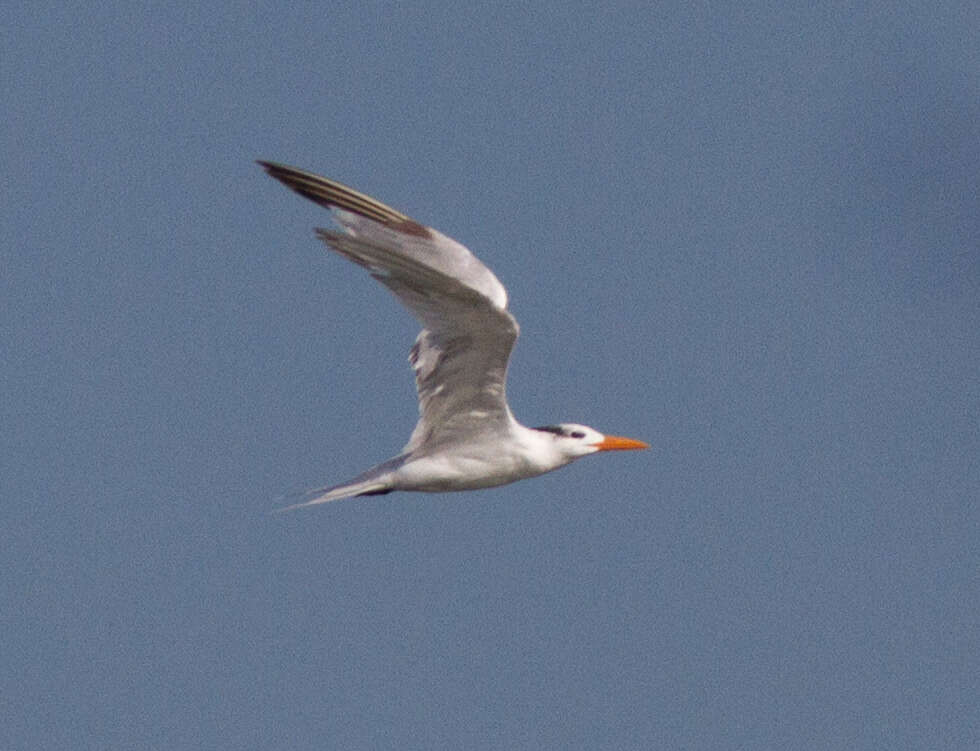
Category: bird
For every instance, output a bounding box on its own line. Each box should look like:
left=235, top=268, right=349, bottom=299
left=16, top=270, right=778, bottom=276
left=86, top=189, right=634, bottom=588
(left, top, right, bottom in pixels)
left=259, top=160, right=648, bottom=510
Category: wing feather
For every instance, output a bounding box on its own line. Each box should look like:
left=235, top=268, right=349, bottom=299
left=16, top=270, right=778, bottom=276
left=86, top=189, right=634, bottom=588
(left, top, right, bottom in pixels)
left=260, top=161, right=520, bottom=451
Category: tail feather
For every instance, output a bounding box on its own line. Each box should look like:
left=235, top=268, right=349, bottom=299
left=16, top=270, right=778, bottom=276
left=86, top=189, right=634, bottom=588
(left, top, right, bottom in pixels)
left=274, top=479, right=390, bottom=513
left=273, top=457, right=404, bottom=512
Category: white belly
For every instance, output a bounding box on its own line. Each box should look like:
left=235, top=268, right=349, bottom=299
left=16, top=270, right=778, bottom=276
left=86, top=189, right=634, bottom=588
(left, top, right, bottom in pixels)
left=392, top=450, right=549, bottom=492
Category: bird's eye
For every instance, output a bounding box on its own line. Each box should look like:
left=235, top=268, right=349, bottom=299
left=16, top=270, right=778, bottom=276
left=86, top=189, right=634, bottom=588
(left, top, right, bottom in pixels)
left=570, top=431, right=586, bottom=439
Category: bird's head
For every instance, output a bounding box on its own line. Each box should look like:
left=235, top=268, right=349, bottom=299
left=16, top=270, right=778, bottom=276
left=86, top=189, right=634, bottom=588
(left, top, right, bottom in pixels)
left=532, top=423, right=649, bottom=460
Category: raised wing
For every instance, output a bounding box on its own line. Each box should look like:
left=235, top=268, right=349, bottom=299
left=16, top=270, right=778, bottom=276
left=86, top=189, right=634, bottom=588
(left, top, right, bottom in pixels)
left=259, top=161, right=520, bottom=451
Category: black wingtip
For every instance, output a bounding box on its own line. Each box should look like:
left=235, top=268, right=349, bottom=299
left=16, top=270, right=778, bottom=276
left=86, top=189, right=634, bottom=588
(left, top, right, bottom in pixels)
left=256, top=159, right=291, bottom=176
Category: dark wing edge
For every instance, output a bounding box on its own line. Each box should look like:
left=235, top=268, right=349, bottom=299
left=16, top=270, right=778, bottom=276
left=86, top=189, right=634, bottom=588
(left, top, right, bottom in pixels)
left=257, top=160, right=432, bottom=238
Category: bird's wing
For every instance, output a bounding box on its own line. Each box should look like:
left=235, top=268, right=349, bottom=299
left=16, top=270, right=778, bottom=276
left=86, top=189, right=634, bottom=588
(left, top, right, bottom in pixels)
left=259, top=161, right=520, bottom=452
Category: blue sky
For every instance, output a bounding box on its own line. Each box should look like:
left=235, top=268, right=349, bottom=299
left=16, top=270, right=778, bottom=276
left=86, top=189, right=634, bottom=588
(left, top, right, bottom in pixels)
left=3, top=2, right=978, bottom=748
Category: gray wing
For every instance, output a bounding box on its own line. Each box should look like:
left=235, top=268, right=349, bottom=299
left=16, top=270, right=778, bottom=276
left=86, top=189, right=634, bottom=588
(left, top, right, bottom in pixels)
left=259, top=161, right=520, bottom=452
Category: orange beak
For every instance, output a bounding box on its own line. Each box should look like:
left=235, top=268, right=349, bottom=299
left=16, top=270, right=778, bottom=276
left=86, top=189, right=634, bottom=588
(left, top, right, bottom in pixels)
left=596, top=434, right=649, bottom=451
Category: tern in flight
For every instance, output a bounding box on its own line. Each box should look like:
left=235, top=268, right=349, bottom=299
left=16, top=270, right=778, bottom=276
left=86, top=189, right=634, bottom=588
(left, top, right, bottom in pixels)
left=260, top=161, right=648, bottom=510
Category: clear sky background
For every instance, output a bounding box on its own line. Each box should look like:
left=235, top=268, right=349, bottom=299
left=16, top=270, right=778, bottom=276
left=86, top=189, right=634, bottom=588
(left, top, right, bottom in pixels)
left=3, top=2, right=978, bottom=749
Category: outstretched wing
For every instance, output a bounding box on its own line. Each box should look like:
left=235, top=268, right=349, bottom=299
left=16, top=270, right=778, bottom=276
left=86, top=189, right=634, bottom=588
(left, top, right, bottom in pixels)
left=259, top=161, right=520, bottom=452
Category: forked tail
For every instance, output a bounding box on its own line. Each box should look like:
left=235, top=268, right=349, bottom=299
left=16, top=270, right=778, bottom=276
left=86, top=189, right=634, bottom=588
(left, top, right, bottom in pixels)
left=273, top=457, right=403, bottom=512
